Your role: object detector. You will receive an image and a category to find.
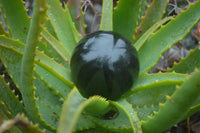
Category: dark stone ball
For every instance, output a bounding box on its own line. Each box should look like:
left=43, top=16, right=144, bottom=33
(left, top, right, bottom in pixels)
left=70, top=31, right=139, bottom=100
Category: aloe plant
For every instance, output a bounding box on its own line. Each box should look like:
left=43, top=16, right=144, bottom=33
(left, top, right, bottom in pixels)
left=0, top=0, right=200, bottom=133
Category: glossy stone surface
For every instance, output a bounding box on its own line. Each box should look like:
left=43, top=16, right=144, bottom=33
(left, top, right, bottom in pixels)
left=70, top=31, right=139, bottom=100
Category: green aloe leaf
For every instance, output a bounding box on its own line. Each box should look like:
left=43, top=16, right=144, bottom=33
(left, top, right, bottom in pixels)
left=33, top=72, right=63, bottom=130
left=46, top=0, right=81, bottom=54
left=41, top=30, right=71, bottom=62
left=0, top=0, right=30, bottom=43
left=124, top=72, right=187, bottom=99
left=138, top=1, right=200, bottom=74
left=0, top=43, right=23, bottom=93
left=142, top=69, right=200, bottom=133
left=113, top=0, right=140, bottom=42
left=57, top=88, right=97, bottom=133
left=20, top=0, right=52, bottom=130
left=133, top=72, right=187, bottom=90
left=134, top=17, right=171, bottom=50
left=100, top=0, right=113, bottom=31
left=127, top=85, right=176, bottom=112
left=34, top=65, right=71, bottom=98
left=134, top=0, right=169, bottom=42
left=117, top=100, right=142, bottom=133
left=34, top=51, right=73, bottom=87
left=168, top=46, right=200, bottom=73
left=0, top=75, right=25, bottom=117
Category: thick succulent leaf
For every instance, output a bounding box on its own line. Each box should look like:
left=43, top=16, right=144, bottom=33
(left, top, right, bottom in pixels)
left=46, top=0, right=81, bottom=54
left=124, top=72, right=187, bottom=99
left=134, top=0, right=169, bottom=42
left=99, top=0, right=113, bottom=31
left=0, top=46, right=23, bottom=93
left=0, top=75, right=25, bottom=117
left=34, top=66, right=71, bottom=98
left=57, top=88, right=96, bottom=133
left=127, top=85, right=176, bottom=111
left=39, top=26, right=67, bottom=65
left=35, top=51, right=73, bottom=87
left=41, top=30, right=71, bottom=63
left=138, top=1, right=200, bottom=74
left=142, top=69, right=200, bottom=133
left=168, top=46, right=200, bottom=74
left=67, top=0, right=86, bottom=35
left=84, top=97, right=111, bottom=118
left=20, top=0, right=50, bottom=129
left=0, top=0, right=30, bottom=43
left=117, top=100, right=142, bottom=133
left=34, top=73, right=63, bottom=130
left=133, top=72, right=187, bottom=90
left=134, top=17, right=171, bottom=50
left=113, top=0, right=140, bottom=42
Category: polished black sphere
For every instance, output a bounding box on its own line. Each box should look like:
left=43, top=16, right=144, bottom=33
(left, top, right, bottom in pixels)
left=70, top=31, right=139, bottom=100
